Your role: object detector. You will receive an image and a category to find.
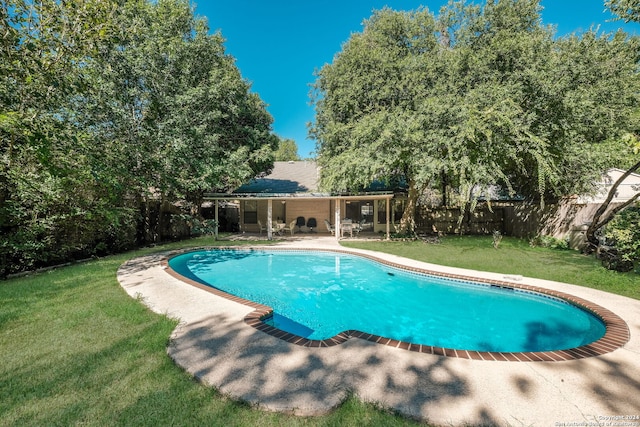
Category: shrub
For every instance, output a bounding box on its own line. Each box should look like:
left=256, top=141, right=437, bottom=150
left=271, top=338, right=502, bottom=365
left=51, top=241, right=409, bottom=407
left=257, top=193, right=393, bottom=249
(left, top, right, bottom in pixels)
left=492, top=230, right=503, bottom=249
left=0, top=206, right=137, bottom=278
left=602, top=206, right=640, bottom=272
left=171, top=214, right=218, bottom=238
left=529, top=234, right=569, bottom=250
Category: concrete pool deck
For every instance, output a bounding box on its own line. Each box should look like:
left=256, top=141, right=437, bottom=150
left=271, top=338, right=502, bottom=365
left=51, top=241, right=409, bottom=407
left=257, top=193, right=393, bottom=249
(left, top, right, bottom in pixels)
left=117, top=237, right=640, bottom=426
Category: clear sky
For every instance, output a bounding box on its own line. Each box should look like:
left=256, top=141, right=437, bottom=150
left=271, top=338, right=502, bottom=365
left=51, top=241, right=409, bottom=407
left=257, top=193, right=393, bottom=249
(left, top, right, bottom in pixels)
left=195, top=1, right=640, bottom=159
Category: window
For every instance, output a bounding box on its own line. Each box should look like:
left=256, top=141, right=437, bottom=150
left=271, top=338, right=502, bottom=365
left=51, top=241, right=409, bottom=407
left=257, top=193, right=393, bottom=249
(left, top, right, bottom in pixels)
left=361, top=203, right=373, bottom=223
left=244, top=200, right=257, bottom=224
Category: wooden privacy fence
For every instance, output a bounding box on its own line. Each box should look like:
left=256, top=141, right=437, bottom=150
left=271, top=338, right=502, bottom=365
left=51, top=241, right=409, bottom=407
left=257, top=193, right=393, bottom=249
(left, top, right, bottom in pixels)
left=414, top=202, right=555, bottom=238
left=414, top=199, right=628, bottom=240
left=415, top=205, right=507, bottom=235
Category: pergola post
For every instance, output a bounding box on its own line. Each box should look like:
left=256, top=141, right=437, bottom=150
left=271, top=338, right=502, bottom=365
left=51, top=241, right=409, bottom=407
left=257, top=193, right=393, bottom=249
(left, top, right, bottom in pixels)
left=386, top=197, right=390, bottom=240
left=267, top=199, right=273, bottom=240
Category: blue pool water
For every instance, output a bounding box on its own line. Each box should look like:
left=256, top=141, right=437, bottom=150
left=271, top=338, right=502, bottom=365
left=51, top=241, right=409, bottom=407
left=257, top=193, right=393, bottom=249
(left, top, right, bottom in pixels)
left=169, top=249, right=606, bottom=353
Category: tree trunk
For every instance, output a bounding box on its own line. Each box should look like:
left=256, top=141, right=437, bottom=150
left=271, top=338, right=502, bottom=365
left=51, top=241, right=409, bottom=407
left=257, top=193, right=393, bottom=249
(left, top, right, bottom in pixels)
left=584, top=160, right=640, bottom=254
left=441, top=169, right=448, bottom=207
left=158, top=193, right=167, bottom=241
left=189, top=190, right=204, bottom=218
left=398, top=179, right=421, bottom=235
left=139, top=194, right=158, bottom=244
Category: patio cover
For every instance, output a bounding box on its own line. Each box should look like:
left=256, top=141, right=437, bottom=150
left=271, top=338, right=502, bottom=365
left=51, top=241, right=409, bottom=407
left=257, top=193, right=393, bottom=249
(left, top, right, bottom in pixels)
left=203, top=161, right=395, bottom=240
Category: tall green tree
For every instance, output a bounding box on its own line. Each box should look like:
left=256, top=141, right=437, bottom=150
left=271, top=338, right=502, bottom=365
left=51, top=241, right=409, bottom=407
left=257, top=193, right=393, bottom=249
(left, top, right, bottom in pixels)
left=312, top=7, right=440, bottom=230
left=582, top=0, right=640, bottom=252
left=82, top=0, right=277, bottom=217
left=0, top=0, right=131, bottom=273
left=606, top=0, right=640, bottom=22
left=312, top=0, right=639, bottom=233
left=274, top=137, right=301, bottom=161
left=1, top=0, right=277, bottom=275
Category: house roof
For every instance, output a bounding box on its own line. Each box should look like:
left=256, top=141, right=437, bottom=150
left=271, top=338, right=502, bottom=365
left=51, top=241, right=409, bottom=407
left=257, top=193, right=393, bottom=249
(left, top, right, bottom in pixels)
left=204, top=160, right=398, bottom=200
left=234, top=161, right=320, bottom=194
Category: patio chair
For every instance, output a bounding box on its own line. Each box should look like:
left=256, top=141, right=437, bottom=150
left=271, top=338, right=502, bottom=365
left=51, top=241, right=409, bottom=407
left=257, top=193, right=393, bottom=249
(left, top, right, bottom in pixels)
left=295, top=216, right=306, bottom=232
left=257, top=220, right=267, bottom=235
left=324, top=219, right=335, bottom=235
left=341, top=219, right=353, bottom=238
left=272, top=220, right=285, bottom=235
left=306, top=217, right=317, bottom=233
left=353, top=219, right=366, bottom=236
left=282, top=219, right=296, bottom=236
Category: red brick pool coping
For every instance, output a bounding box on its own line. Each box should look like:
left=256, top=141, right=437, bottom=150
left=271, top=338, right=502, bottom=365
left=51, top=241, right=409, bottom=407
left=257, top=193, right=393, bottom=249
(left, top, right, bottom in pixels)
left=162, top=247, right=630, bottom=362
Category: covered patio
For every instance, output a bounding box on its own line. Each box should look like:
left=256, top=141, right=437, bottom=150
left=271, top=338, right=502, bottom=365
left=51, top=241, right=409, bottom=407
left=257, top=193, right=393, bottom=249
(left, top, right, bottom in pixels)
left=203, top=161, right=401, bottom=240
left=204, top=193, right=395, bottom=241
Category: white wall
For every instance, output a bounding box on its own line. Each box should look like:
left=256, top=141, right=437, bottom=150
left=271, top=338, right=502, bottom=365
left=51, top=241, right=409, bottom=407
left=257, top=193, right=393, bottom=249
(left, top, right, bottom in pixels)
left=577, top=169, right=640, bottom=203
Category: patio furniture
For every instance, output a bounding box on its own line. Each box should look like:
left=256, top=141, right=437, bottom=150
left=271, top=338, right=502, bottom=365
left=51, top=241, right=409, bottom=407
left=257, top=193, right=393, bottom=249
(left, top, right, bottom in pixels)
left=257, top=220, right=267, bottom=235
left=324, top=219, right=335, bottom=235
left=341, top=219, right=353, bottom=238
left=353, top=219, right=366, bottom=236
left=306, top=217, right=317, bottom=233
left=282, top=219, right=296, bottom=236
left=272, top=221, right=286, bottom=235
left=295, top=216, right=306, bottom=232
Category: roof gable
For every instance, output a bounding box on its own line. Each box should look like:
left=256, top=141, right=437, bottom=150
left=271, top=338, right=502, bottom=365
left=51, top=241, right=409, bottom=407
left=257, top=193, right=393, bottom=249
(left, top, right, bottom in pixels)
left=234, top=161, right=320, bottom=194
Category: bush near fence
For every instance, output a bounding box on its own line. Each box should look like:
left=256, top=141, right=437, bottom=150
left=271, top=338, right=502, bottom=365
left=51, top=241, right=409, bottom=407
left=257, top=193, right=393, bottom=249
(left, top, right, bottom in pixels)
left=1, top=202, right=195, bottom=279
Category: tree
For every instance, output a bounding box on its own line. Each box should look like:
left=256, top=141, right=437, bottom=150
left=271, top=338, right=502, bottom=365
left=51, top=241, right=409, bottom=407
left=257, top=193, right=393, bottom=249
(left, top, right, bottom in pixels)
left=80, top=0, right=277, bottom=223
left=606, top=0, right=640, bottom=22
left=582, top=0, right=640, bottom=253
left=0, top=0, right=134, bottom=274
left=312, top=7, right=442, bottom=231
left=0, top=0, right=277, bottom=275
left=311, top=0, right=640, bottom=234
left=274, top=137, right=301, bottom=161
left=584, top=159, right=640, bottom=252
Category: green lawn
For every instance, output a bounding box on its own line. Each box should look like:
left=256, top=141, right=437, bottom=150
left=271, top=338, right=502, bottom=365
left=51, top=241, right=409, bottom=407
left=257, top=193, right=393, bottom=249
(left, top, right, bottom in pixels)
left=1, top=235, right=638, bottom=426
left=343, top=236, right=640, bottom=301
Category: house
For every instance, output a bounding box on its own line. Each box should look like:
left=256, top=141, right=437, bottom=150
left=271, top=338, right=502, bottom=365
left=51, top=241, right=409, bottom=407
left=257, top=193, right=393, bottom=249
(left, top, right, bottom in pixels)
left=203, top=161, right=405, bottom=240
left=538, top=168, right=640, bottom=249
left=576, top=168, right=640, bottom=204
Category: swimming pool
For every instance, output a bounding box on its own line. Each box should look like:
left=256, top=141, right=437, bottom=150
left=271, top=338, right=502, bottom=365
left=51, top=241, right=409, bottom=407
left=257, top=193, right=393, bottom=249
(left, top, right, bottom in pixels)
left=167, top=248, right=615, bottom=355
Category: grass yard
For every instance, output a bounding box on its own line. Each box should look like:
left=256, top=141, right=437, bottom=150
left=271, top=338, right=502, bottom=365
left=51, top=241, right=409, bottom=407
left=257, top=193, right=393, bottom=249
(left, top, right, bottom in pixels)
left=1, top=234, right=638, bottom=426
left=343, top=235, right=640, bottom=301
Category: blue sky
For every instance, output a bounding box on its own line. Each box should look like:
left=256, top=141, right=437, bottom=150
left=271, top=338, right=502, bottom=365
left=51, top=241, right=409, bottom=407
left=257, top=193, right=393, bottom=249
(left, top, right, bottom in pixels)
left=195, top=1, right=640, bottom=158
